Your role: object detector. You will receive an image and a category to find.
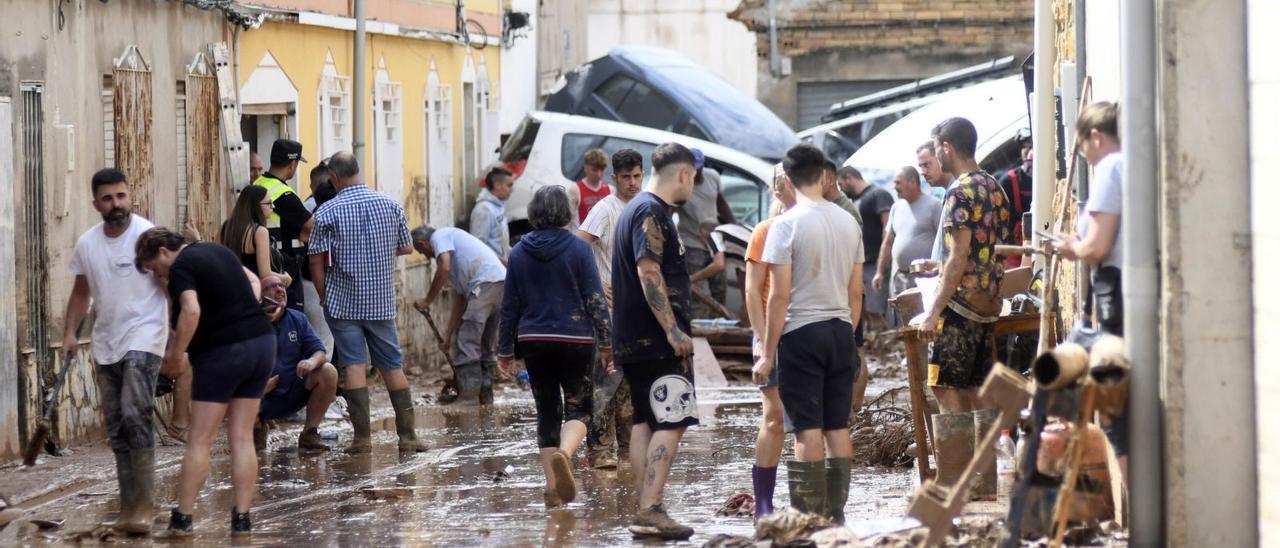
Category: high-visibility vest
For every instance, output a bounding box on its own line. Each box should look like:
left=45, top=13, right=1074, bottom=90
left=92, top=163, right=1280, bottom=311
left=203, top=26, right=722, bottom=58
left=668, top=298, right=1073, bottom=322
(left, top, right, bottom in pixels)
left=253, top=174, right=294, bottom=229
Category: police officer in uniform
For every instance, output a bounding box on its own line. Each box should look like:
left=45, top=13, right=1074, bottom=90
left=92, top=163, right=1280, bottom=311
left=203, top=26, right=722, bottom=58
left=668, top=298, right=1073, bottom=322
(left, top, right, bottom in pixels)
left=253, top=139, right=315, bottom=311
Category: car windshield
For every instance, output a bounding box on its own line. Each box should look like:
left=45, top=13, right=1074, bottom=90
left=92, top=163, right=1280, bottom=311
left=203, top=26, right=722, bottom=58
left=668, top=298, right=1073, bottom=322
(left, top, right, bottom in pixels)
left=560, top=133, right=657, bottom=182
left=500, top=117, right=540, bottom=163
left=713, top=163, right=770, bottom=226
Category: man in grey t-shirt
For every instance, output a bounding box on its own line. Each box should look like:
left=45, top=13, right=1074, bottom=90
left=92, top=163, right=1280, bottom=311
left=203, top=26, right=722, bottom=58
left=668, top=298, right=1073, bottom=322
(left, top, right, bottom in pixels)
left=872, top=167, right=942, bottom=303
left=753, top=144, right=864, bottom=525
left=676, top=149, right=725, bottom=316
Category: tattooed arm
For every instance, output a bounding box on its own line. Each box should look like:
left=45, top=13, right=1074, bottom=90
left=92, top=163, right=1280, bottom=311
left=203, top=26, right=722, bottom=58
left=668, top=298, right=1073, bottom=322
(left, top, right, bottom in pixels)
left=636, top=257, right=693, bottom=357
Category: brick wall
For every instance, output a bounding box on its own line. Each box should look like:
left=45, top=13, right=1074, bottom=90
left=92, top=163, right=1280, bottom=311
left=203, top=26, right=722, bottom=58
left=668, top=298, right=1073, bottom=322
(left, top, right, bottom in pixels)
left=730, top=0, right=1033, bottom=57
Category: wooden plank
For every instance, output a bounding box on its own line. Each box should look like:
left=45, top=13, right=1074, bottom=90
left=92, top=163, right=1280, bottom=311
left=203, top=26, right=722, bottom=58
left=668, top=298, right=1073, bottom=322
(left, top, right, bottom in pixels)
left=112, top=46, right=153, bottom=219
left=691, top=338, right=727, bottom=388
left=902, top=330, right=934, bottom=483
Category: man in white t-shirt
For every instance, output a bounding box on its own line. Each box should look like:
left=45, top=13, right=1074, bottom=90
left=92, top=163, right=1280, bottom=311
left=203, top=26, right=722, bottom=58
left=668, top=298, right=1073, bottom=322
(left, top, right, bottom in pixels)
left=754, top=144, right=864, bottom=525
left=63, top=168, right=170, bottom=535
left=576, top=148, right=644, bottom=469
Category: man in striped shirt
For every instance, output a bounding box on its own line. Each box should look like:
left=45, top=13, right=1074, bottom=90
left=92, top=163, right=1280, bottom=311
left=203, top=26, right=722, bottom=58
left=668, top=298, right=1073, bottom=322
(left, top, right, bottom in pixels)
left=308, top=152, right=427, bottom=454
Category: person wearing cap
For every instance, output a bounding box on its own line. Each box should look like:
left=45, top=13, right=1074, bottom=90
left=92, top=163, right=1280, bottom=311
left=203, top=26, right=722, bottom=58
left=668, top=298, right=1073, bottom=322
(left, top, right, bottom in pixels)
left=253, top=139, right=315, bottom=312
left=675, top=148, right=725, bottom=318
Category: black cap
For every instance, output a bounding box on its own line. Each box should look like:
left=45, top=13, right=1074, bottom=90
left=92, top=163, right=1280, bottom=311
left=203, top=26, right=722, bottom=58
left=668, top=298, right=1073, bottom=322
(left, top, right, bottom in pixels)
left=270, top=139, right=308, bottom=165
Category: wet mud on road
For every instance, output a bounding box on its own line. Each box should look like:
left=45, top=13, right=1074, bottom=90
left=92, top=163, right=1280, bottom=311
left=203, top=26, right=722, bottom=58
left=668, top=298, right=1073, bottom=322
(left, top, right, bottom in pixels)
left=10, top=383, right=915, bottom=546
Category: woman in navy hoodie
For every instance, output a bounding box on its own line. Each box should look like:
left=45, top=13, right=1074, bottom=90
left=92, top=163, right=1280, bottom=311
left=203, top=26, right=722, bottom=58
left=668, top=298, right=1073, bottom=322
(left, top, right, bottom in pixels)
left=497, top=185, right=612, bottom=508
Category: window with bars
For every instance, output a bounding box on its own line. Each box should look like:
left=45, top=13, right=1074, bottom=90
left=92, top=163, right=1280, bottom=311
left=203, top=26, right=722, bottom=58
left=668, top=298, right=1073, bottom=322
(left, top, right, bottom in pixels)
left=318, top=73, right=351, bottom=158
left=377, top=81, right=402, bottom=143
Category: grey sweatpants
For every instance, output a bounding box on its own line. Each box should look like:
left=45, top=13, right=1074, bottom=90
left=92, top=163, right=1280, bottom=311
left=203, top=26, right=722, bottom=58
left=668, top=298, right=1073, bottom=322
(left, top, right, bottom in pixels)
left=454, top=281, right=504, bottom=367
left=94, top=351, right=161, bottom=453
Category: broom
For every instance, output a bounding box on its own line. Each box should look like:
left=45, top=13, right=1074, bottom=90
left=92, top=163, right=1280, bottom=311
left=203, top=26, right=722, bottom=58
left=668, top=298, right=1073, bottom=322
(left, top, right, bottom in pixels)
left=23, top=318, right=87, bottom=466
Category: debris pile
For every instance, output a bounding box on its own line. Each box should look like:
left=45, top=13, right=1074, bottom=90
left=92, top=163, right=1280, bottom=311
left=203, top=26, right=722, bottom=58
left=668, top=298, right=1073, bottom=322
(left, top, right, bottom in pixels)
left=851, top=387, right=915, bottom=468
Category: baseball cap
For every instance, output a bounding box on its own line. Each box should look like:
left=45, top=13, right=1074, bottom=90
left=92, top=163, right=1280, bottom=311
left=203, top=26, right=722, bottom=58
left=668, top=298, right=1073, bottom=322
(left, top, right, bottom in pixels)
left=270, top=139, right=308, bottom=165
left=690, top=148, right=705, bottom=170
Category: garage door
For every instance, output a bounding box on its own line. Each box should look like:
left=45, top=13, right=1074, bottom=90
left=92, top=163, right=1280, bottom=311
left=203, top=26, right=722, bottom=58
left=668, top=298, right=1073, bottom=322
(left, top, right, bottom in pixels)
left=796, top=80, right=911, bottom=129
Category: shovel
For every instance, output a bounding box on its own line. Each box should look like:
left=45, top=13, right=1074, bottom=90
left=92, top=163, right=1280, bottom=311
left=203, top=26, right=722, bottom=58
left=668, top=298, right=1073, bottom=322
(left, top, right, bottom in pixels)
left=417, top=308, right=459, bottom=404
left=22, top=350, right=77, bottom=467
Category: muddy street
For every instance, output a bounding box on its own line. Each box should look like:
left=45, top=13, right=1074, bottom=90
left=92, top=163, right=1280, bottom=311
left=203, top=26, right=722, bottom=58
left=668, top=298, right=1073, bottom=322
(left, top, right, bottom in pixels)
left=5, top=381, right=915, bottom=546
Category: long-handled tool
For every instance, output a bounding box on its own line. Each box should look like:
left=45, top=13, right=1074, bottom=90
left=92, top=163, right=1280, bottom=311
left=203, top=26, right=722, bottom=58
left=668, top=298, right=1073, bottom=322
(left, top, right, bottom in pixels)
left=417, top=308, right=459, bottom=404
left=23, top=349, right=78, bottom=466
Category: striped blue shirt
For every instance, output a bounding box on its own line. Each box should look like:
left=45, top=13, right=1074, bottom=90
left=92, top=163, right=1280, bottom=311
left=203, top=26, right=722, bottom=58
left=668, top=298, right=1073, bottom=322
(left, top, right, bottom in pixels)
left=309, top=184, right=411, bottom=320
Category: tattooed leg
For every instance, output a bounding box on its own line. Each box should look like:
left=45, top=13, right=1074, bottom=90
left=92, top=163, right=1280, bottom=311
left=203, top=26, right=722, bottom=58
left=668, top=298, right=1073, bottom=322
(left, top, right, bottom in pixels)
left=638, top=428, right=686, bottom=509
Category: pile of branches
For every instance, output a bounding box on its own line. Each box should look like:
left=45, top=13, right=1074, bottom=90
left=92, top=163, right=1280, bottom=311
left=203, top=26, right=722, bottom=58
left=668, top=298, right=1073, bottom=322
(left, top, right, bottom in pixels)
left=851, top=387, right=915, bottom=468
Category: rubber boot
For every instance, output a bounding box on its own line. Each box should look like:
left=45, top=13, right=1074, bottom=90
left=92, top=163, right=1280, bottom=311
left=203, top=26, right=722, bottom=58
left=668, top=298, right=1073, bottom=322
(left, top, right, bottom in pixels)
left=785, top=460, right=827, bottom=516
left=345, top=387, right=372, bottom=454
left=751, top=465, right=777, bottom=519
left=931, top=412, right=974, bottom=488
left=389, top=388, right=428, bottom=452
left=971, top=409, right=999, bottom=501
left=455, top=362, right=482, bottom=401
left=824, top=457, right=852, bottom=525
left=116, top=449, right=155, bottom=535
left=479, top=361, right=496, bottom=405
left=107, top=452, right=134, bottom=530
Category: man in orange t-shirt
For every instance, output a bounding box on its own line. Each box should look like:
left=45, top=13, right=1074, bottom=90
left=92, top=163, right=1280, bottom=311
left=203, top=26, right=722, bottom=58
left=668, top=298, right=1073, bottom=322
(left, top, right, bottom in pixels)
left=743, top=164, right=796, bottom=519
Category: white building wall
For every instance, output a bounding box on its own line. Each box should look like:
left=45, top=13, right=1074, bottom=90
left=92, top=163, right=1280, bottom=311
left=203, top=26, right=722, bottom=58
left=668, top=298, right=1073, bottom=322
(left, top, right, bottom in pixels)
left=587, top=0, right=757, bottom=98
left=500, top=0, right=538, bottom=135
left=1251, top=0, right=1280, bottom=542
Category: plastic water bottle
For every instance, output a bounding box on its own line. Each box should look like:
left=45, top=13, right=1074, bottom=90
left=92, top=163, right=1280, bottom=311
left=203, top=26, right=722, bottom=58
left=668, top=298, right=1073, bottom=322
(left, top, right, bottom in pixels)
left=996, top=429, right=1016, bottom=504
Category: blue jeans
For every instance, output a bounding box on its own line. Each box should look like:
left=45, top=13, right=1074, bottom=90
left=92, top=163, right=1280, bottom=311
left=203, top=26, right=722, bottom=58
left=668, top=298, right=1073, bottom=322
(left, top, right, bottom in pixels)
left=327, top=317, right=404, bottom=371
left=94, top=351, right=161, bottom=453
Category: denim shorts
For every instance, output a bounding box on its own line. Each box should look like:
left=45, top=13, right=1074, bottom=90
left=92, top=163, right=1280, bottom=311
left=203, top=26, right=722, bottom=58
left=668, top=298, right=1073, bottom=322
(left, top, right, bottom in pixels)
left=326, top=317, right=403, bottom=370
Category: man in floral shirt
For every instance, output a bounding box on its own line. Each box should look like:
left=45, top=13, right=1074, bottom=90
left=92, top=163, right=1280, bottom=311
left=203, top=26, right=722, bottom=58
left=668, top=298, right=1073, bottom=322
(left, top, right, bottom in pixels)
left=914, top=117, right=1012, bottom=413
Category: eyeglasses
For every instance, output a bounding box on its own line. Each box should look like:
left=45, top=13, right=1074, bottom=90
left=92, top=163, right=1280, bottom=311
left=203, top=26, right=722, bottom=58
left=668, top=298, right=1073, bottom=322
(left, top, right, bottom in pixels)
left=260, top=201, right=274, bottom=208
left=263, top=283, right=286, bottom=291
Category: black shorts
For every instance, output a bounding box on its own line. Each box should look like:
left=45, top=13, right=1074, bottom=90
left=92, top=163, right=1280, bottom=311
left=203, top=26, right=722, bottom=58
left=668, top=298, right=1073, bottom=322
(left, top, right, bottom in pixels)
left=621, top=357, right=699, bottom=431
left=190, top=334, right=275, bottom=403
left=928, top=307, right=996, bottom=389
left=777, top=319, right=858, bottom=432
left=521, top=341, right=594, bottom=448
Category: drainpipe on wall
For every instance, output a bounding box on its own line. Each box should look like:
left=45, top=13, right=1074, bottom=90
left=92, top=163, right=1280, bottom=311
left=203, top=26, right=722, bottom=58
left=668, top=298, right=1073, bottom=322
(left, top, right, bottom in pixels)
left=353, top=0, right=367, bottom=164
left=1030, top=0, right=1055, bottom=257
left=768, top=0, right=779, bottom=78
left=1120, top=0, right=1162, bottom=544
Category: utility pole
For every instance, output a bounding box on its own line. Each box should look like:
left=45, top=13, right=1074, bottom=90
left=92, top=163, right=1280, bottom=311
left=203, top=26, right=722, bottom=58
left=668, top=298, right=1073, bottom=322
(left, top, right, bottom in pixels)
left=353, top=0, right=366, bottom=164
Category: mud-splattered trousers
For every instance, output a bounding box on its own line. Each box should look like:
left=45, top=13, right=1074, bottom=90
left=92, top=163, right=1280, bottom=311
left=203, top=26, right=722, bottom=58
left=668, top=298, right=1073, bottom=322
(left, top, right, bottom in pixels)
left=94, top=351, right=161, bottom=453
left=521, top=341, right=594, bottom=448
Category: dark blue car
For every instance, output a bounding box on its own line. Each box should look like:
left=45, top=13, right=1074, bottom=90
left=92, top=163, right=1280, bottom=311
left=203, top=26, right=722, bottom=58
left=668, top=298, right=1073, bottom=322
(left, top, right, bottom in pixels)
left=544, top=46, right=798, bottom=162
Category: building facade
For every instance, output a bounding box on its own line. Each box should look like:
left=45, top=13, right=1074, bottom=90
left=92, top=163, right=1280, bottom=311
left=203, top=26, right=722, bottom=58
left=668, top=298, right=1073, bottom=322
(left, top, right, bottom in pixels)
left=730, top=0, right=1034, bottom=129
left=0, top=0, right=251, bottom=458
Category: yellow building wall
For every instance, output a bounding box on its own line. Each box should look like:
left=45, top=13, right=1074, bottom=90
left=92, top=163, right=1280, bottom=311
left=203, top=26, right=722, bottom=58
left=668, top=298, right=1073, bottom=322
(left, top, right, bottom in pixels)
left=236, top=20, right=502, bottom=230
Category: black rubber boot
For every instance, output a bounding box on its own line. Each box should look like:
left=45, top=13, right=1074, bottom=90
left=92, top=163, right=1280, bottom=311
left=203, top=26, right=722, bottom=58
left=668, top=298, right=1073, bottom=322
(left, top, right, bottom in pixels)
left=479, top=362, right=496, bottom=405
left=108, top=452, right=135, bottom=531
left=824, top=457, right=852, bottom=525
left=115, top=449, right=155, bottom=535
left=345, top=387, right=372, bottom=454
left=389, top=388, right=428, bottom=452
left=167, top=509, right=193, bottom=534
left=231, top=508, right=251, bottom=534
left=785, top=460, right=827, bottom=516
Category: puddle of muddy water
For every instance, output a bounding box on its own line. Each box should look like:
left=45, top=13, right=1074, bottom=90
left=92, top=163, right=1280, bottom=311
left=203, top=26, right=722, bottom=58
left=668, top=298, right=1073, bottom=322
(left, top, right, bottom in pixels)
left=23, top=384, right=916, bottom=547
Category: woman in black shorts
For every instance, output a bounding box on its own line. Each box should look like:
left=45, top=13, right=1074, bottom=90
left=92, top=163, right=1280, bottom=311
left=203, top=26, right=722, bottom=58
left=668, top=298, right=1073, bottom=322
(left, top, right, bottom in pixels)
left=496, top=186, right=611, bottom=507
left=135, top=228, right=275, bottom=534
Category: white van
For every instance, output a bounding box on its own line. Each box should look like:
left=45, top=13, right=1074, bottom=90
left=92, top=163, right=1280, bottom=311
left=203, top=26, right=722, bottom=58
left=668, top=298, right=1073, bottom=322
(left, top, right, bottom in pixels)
left=491, top=112, right=775, bottom=237
left=843, top=76, right=1029, bottom=194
